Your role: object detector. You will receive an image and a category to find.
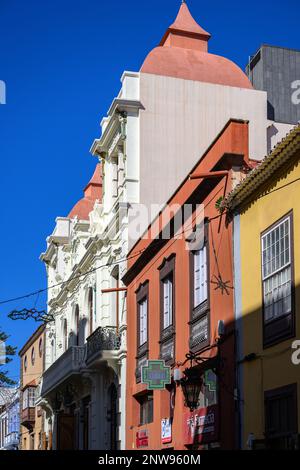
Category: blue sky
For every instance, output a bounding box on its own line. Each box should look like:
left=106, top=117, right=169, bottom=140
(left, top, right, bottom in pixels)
left=0, top=0, right=299, bottom=381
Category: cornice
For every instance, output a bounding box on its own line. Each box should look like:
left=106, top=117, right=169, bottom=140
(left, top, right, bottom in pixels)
left=90, top=98, right=144, bottom=158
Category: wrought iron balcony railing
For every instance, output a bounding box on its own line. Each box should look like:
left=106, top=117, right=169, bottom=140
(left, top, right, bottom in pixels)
left=41, top=345, right=86, bottom=397
left=86, top=327, right=121, bottom=364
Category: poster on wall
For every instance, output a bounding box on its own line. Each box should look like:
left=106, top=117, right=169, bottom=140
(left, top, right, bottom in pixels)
left=183, top=404, right=219, bottom=445
left=136, top=429, right=149, bottom=449
left=161, top=418, right=172, bottom=444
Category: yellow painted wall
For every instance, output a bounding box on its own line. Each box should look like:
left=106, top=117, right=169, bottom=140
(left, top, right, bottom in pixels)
left=239, top=154, right=300, bottom=447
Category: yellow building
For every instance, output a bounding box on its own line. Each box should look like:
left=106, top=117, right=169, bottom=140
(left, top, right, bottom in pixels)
left=19, top=325, right=47, bottom=450
left=227, top=124, right=300, bottom=449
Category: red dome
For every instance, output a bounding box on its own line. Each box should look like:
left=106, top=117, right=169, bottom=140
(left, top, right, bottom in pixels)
left=141, top=47, right=252, bottom=89
left=68, top=198, right=96, bottom=221
left=68, top=164, right=102, bottom=220
left=140, top=2, right=252, bottom=90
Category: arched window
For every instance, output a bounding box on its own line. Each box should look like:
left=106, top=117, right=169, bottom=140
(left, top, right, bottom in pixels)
left=63, top=319, right=68, bottom=352
left=75, top=305, right=80, bottom=346
left=31, top=347, right=35, bottom=366
left=39, top=338, right=43, bottom=358
left=88, top=288, right=93, bottom=336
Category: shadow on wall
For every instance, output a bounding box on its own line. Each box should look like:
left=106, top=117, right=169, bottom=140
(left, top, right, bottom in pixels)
left=232, top=278, right=300, bottom=450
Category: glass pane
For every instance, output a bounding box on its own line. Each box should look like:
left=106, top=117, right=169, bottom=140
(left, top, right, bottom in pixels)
left=262, top=218, right=290, bottom=280
left=264, top=266, right=291, bottom=323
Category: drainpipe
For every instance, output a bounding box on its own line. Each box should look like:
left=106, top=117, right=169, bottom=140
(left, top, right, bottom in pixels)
left=233, top=212, right=244, bottom=449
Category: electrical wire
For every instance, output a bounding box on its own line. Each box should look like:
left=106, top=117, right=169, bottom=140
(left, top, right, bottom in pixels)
left=0, top=204, right=226, bottom=309
left=0, top=248, right=148, bottom=307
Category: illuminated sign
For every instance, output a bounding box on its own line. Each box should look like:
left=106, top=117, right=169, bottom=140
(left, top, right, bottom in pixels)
left=141, top=360, right=171, bottom=390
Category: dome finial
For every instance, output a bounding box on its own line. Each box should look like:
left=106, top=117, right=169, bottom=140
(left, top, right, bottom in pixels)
left=159, top=1, right=211, bottom=51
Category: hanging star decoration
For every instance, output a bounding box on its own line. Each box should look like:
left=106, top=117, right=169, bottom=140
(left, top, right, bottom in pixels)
left=8, top=308, right=54, bottom=323
left=211, top=274, right=234, bottom=296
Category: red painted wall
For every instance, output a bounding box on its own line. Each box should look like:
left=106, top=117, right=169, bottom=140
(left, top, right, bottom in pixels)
left=124, top=120, right=249, bottom=450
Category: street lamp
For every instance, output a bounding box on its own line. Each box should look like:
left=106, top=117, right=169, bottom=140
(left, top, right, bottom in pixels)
left=181, top=367, right=203, bottom=412
left=178, top=337, right=223, bottom=412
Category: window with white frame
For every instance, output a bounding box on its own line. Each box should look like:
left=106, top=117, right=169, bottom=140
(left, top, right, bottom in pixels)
left=22, top=387, right=36, bottom=409
left=163, top=276, right=173, bottom=330
left=139, top=298, right=148, bottom=346
left=262, top=216, right=292, bottom=324
left=194, top=246, right=208, bottom=308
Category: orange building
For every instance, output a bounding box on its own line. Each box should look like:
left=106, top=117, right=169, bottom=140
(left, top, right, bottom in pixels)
left=19, top=325, right=47, bottom=450
left=123, top=120, right=251, bottom=450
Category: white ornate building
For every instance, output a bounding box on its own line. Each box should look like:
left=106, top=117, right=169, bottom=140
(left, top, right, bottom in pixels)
left=39, top=2, right=292, bottom=450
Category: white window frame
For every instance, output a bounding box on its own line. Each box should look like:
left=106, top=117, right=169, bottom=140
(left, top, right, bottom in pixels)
left=261, top=216, right=292, bottom=324
left=139, top=298, right=148, bottom=346
left=22, top=387, right=36, bottom=409
left=194, top=245, right=208, bottom=308
left=163, top=277, right=173, bottom=330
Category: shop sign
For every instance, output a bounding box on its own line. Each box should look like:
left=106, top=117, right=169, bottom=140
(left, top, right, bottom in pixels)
left=141, top=360, right=171, bottom=390
left=184, top=404, right=219, bottom=445
left=161, top=418, right=172, bottom=444
left=136, top=429, right=149, bottom=448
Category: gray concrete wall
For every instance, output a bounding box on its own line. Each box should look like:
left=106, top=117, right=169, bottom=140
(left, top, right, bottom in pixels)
left=247, top=45, right=300, bottom=124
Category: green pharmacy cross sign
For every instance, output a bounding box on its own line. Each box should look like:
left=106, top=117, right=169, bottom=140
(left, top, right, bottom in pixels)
left=141, top=360, right=171, bottom=390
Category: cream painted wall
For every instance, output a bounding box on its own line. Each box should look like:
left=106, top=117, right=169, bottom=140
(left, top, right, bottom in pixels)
left=239, top=155, right=300, bottom=447
left=139, top=73, right=268, bottom=210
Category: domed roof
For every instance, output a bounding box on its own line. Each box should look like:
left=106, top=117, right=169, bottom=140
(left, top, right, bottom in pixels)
left=68, top=164, right=102, bottom=220
left=140, top=2, right=252, bottom=90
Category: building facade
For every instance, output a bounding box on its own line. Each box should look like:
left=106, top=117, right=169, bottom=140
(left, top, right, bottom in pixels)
left=19, top=325, right=47, bottom=450
left=123, top=120, right=251, bottom=450
left=246, top=45, right=300, bottom=153
left=227, top=124, right=300, bottom=449
left=0, top=388, right=19, bottom=450
left=247, top=45, right=300, bottom=126
left=39, top=2, right=288, bottom=451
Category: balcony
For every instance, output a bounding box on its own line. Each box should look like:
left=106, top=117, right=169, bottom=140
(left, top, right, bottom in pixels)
left=86, top=327, right=121, bottom=366
left=21, top=407, right=35, bottom=429
left=41, top=345, right=86, bottom=397
left=4, top=432, right=19, bottom=449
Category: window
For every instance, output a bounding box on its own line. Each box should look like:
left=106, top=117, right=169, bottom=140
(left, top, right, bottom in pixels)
left=261, top=214, right=294, bottom=346
left=189, top=223, right=210, bottom=351
left=139, top=298, right=148, bottom=346
left=265, top=384, right=298, bottom=449
left=138, top=392, right=153, bottom=426
left=63, top=319, right=68, bottom=352
left=159, top=256, right=175, bottom=365
left=22, top=387, right=36, bottom=409
left=163, top=277, right=173, bottom=329
left=194, top=246, right=208, bottom=308
left=136, top=282, right=149, bottom=383
left=24, top=356, right=28, bottom=372
left=39, top=338, right=43, bottom=357
left=31, top=347, right=35, bottom=365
